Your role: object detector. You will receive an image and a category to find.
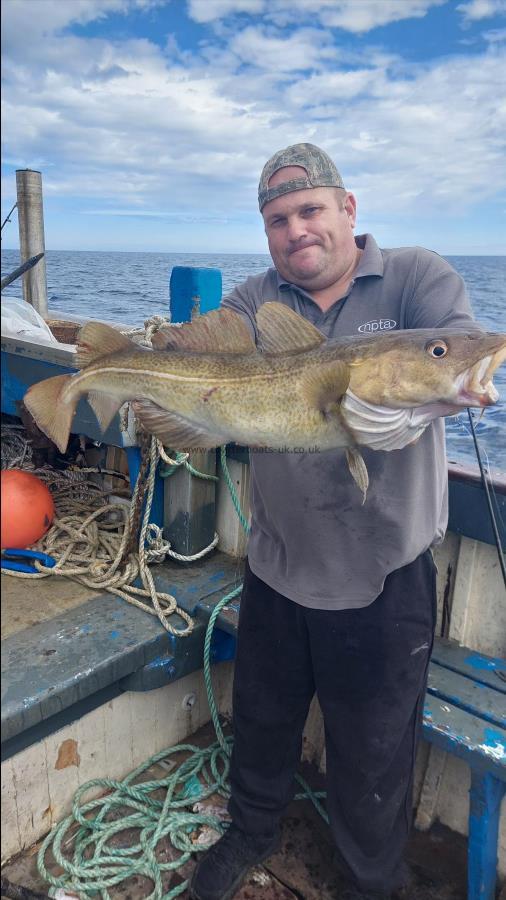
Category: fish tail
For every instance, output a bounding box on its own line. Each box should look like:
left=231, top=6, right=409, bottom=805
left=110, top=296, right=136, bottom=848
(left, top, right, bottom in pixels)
left=24, top=374, right=77, bottom=453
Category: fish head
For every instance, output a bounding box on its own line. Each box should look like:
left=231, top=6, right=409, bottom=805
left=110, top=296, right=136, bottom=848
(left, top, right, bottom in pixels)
left=346, top=329, right=506, bottom=412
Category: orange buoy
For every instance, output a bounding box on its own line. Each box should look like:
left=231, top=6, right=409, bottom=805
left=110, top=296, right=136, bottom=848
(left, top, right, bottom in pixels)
left=1, top=470, right=55, bottom=549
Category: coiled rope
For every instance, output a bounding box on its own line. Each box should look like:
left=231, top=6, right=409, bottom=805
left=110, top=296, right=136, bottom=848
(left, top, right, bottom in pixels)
left=1, top=425, right=221, bottom=636
left=37, top=588, right=327, bottom=900
left=38, top=731, right=234, bottom=899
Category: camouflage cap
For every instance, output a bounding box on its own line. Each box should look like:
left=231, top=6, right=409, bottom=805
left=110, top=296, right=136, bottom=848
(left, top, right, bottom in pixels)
left=258, top=142, right=345, bottom=211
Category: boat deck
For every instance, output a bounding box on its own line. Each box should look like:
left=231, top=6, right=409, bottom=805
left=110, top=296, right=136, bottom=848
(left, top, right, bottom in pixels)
left=2, top=572, right=97, bottom=640
left=1, top=718, right=471, bottom=900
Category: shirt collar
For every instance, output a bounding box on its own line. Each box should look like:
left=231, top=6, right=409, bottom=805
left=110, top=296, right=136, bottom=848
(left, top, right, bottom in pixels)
left=354, top=233, right=384, bottom=277
left=276, top=232, right=383, bottom=292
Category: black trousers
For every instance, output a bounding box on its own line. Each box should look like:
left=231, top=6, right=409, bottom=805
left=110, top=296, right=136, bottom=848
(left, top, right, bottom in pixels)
left=228, top=552, right=437, bottom=895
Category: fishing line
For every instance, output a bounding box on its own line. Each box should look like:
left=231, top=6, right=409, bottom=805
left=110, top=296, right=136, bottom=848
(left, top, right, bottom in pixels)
left=1, top=201, right=17, bottom=234
left=475, top=443, right=506, bottom=535
left=467, top=408, right=506, bottom=588
left=455, top=413, right=506, bottom=535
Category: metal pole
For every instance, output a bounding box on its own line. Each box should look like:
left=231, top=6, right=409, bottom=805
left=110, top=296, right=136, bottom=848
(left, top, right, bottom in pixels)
left=15, top=169, right=48, bottom=317
left=1, top=252, right=44, bottom=291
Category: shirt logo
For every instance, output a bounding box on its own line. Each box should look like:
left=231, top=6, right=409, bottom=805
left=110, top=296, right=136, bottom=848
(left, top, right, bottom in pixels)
left=358, top=318, right=397, bottom=333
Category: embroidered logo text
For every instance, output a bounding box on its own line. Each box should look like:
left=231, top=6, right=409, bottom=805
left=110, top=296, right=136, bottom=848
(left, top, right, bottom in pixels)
left=358, top=319, right=397, bottom=333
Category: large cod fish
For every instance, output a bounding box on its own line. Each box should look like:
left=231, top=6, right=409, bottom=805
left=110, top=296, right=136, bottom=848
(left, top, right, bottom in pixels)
left=24, top=303, right=506, bottom=497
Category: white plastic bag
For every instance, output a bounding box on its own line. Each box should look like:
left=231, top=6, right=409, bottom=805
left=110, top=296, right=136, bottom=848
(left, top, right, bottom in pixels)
left=1, top=296, right=57, bottom=343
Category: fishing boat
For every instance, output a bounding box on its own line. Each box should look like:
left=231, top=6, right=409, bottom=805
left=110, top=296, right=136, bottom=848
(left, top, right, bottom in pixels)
left=1, top=176, right=505, bottom=900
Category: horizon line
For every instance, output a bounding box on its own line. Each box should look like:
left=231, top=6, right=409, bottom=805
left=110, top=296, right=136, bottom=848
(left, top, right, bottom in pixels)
left=2, top=247, right=505, bottom=258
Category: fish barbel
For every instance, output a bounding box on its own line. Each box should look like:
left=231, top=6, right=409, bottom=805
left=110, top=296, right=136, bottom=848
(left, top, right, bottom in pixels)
left=24, top=303, right=506, bottom=499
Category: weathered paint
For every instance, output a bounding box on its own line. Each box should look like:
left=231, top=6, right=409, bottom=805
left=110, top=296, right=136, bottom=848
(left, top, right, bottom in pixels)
left=427, top=667, right=505, bottom=729
left=169, top=267, right=222, bottom=322
left=1, top=553, right=241, bottom=746
left=479, top=729, right=506, bottom=762
left=465, top=654, right=505, bottom=673
left=468, top=771, right=505, bottom=900
left=431, top=638, right=506, bottom=692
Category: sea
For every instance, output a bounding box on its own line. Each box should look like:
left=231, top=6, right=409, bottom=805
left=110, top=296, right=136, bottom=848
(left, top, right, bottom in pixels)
left=1, top=249, right=505, bottom=473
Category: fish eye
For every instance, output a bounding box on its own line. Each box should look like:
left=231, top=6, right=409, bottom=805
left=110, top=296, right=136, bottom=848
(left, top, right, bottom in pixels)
left=426, top=340, right=448, bottom=358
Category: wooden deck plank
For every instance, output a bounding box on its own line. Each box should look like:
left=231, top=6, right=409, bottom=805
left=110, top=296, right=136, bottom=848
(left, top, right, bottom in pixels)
left=1, top=573, right=97, bottom=640
left=422, top=695, right=506, bottom=779
left=427, top=663, right=506, bottom=729
left=430, top=638, right=506, bottom=693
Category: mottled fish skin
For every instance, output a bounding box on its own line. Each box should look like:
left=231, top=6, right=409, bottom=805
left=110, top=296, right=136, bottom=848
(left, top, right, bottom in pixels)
left=23, top=304, right=506, bottom=500
left=64, top=345, right=353, bottom=450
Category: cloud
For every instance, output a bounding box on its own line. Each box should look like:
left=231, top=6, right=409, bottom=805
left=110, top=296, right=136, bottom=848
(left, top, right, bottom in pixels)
left=188, top=0, right=265, bottom=24
left=290, top=0, right=446, bottom=33
left=285, top=68, right=385, bottom=105
left=227, top=25, right=337, bottom=71
left=187, top=0, right=446, bottom=33
left=1, top=0, right=163, bottom=45
left=82, top=208, right=230, bottom=223
left=1, top=0, right=505, bottom=244
left=457, top=0, right=506, bottom=22
left=483, top=26, right=506, bottom=39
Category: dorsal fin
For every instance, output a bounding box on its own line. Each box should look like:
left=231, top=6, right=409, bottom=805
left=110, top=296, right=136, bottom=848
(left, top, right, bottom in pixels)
left=256, top=302, right=325, bottom=355
left=151, top=308, right=255, bottom=353
left=76, top=322, right=134, bottom=369
left=300, top=360, right=350, bottom=414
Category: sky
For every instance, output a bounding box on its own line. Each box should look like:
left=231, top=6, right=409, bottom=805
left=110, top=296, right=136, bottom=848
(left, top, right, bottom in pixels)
left=1, top=0, right=506, bottom=255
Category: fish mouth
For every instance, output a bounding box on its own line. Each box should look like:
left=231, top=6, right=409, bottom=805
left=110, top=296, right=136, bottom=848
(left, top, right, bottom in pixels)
left=455, top=346, right=506, bottom=407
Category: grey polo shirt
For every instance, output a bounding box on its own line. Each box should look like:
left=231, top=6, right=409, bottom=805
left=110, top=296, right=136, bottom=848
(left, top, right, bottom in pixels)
left=222, top=234, right=476, bottom=610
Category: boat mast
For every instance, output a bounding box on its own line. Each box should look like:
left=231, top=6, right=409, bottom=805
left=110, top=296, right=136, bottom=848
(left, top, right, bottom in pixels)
left=15, top=169, right=48, bottom=318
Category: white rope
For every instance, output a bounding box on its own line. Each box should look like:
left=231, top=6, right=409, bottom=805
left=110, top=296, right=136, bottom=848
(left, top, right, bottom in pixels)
left=121, top=315, right=173, bottom=347
left=157, top=442, right=189, bottom=467
left=1, top=423, right=221, bottom=636
left=146, top=521, right=220, bottom=563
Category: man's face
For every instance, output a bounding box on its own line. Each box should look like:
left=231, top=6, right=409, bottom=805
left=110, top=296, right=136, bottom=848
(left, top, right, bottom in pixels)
left=262, top=166, right=358, bottom=292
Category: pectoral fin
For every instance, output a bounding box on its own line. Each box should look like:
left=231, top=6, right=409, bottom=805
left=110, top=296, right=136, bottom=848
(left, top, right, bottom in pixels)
left=131, top=399, right=224, bottom=449
left=300, top=361, right=350, bottom=416
left=345, top=448, right=369, bottom=504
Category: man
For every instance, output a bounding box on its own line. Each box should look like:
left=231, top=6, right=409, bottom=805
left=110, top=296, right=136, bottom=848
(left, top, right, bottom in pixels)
left=190, top=144, right=476, bottom=900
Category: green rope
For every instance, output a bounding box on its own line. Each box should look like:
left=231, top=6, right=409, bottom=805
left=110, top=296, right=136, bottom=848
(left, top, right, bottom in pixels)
left=203, top=586, right=243, bottom=754
left=184, top=459, right=219, bottom=482
left=159, top=450, right=219, bottom=482
left=219, top=446, right=251, bottom=535
left=38, top=740, right=232, bottom=899
left=38, top=445, right=326, bottom=899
